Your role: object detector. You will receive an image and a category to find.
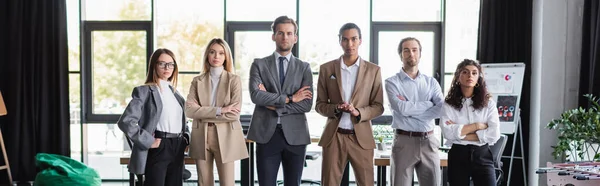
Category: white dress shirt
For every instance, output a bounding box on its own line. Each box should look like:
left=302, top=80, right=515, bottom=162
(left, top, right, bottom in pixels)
left=156, top=80, right=183, bottom=133
left=338, top=57, right=360, bottom=130
left=385, top=69, right=444, bottom=132
left=274, top=52, right=291, bottom=124
left=440, top=98, right=501, bottom=146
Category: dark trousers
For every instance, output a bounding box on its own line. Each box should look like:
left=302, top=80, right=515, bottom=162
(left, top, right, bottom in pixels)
left=256, top=125, right=307, bottom=186
left=448, top=143, right=496, bottom=186
left=143, top=137, right=186, bottom=186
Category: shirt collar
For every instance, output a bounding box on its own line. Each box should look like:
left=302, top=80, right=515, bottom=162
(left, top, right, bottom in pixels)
left=274, top=52, right=292, bottom=62
left=340, top=56, right=361, bottom=69
left=398, top=68, right=422, bottom=80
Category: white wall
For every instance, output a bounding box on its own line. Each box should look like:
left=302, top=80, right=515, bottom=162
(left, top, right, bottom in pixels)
left=535, top=0, right=584, bottom=185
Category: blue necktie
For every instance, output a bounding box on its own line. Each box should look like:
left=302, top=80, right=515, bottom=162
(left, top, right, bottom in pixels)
left=278, top=57, right=286, bottom=87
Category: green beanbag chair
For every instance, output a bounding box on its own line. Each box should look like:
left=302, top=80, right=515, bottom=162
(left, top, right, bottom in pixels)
left=34, top=153, right=101, bottom=186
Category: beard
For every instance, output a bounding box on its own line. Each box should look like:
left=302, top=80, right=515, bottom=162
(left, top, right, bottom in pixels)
left=276, top=43, right=293, bottom=52
left=404, top=58, right=418, bottom=67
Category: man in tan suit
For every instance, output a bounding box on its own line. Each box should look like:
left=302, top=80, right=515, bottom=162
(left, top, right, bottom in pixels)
left=315, top=23, right=384, bottom=186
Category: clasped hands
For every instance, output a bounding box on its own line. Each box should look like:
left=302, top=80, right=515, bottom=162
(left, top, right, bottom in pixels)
left=258, top=84, right=312, bottom=110
left=337, top=102, right=360, bottom=117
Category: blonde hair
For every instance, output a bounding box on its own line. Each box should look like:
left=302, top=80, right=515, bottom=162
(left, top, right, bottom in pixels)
left=203, top=38, right=234, bottom=74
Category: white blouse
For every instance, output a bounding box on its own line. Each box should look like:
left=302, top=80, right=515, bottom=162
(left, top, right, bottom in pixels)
left=156, top=80, right=183, bottom=133
left=440, top=97, right=500, bottom=146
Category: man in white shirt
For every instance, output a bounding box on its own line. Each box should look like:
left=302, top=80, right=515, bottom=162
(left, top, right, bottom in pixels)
left=315, top=23, right=384, bottom=186
left=385, top=37, right=444, bottom=186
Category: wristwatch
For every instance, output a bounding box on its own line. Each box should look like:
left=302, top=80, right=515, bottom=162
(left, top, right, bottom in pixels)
left=288, top=95, right=294, bottom=103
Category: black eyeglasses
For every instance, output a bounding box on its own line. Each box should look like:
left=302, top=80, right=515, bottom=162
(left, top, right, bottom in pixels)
left=157, top=62, right=176, bottom=69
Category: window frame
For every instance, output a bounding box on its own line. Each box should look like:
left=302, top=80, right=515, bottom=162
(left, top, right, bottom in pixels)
left=81, top=21, right=154, bottom=123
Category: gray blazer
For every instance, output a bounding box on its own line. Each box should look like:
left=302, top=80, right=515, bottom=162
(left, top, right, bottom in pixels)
left=117, top=84, right=189, bottom=174
left=246, top=54, right=313, bottom=145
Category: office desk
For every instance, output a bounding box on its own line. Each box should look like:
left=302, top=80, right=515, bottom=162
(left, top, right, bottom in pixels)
left=373, top=151, right=448, bottom=186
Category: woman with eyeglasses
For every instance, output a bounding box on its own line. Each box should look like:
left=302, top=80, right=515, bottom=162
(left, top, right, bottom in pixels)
left=118, top=48, right=189, bottom=186
left=440, top=59, right=501, bottom=186
left=185, top=38, right=248, bottom=186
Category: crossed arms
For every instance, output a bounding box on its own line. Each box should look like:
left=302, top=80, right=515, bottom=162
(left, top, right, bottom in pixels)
left=248, top=61, right=313, bottom=116
left=384, top=78, right=444, bottom=122
left=440, top=102, right=501, bottom=144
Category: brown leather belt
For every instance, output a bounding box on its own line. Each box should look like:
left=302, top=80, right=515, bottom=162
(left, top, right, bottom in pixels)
left=207, top=122, right=215, bottom=127
left=337, top=127, right=355, bottom=134
left=395, top=129, right=433, bottom=137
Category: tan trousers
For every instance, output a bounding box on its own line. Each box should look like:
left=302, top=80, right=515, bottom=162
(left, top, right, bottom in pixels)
left=195, top=125, right=235, bottom=186
left=322, top=132, right=374, bottom=186
left=390, top=133, right=440, bottom=186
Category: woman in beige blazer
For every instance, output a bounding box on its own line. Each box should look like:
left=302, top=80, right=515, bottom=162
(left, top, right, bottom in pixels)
left=185, top=38, right=249, bottom=186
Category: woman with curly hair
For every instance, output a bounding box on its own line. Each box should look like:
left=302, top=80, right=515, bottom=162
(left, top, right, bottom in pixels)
left=440, top=59, right=501, bottom=186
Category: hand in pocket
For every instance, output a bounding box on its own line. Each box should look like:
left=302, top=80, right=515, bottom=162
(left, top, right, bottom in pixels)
left=150, top=138, right=162, bottom=148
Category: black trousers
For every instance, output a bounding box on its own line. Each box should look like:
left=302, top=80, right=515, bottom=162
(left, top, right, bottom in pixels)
left=143, top=137, right=186, bottom=186
left=448, top=143, right=496, bottom=186
left=256, top=125, right=307, bottom=186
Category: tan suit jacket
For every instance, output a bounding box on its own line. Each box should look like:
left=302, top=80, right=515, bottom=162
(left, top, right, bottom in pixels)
left=185, top=71, right=249, bottom=163
left=315, top=58, right=384, bottom=149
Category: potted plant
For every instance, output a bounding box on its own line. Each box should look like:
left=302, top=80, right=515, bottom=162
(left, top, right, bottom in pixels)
left=376, top=136, right=385, bottom=150
left=547, top=94, right=600, bottom=161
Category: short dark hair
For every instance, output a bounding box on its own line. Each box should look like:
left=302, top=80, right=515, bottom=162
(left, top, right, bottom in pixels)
left=338, top=23, right=362, bottom=41
left=398, top=37, right=422, bottom=55
left=271, top=16, right=298, bottom=35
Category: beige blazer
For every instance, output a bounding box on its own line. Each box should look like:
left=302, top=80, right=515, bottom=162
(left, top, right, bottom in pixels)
left=185, top=71, right=249, bottom=163
left=315, top=58, right=385, bottom=149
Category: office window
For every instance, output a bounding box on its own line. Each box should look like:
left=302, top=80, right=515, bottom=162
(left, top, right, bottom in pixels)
left=90, top=31, right=147, bottom=115
left=299, top=0, right=370, bottom=66
left=83, top=0, right=151, bottom=20
left=373, top=0, right=442, bottom=22
left=155, top=0, right=224, bottom=72
left=227, top=0, right=296, bottom=21
left=444, top=0, right=481, bottom=94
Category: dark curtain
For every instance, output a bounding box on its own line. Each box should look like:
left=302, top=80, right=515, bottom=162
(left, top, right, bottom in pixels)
left=0, top=0, right=70, bottom=184
left=579, top=0, right=600, bottom=107
left=477, top=0, right=532, bottom=185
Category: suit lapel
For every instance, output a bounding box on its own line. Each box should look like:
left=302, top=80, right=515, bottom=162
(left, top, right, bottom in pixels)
left=267, top=54, right=281, bottom=92
left=350, top=59, right=367, bottom=103
left=333, top=60, right=345, bottom=102
left=198, top=74, right=211, bottom=106
left=215, top=72, right=229, bottom=106
left=150, top=85, right=162, bottom=117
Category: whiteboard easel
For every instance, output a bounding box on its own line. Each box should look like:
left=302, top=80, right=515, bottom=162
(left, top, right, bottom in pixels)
left=481, top=63, right=525, bottom=134
left=482, top=63, right=527, bottom=186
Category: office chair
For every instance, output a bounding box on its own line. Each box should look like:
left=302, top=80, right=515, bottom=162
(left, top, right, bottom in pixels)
left=489, top=135, right=508, bottom=186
